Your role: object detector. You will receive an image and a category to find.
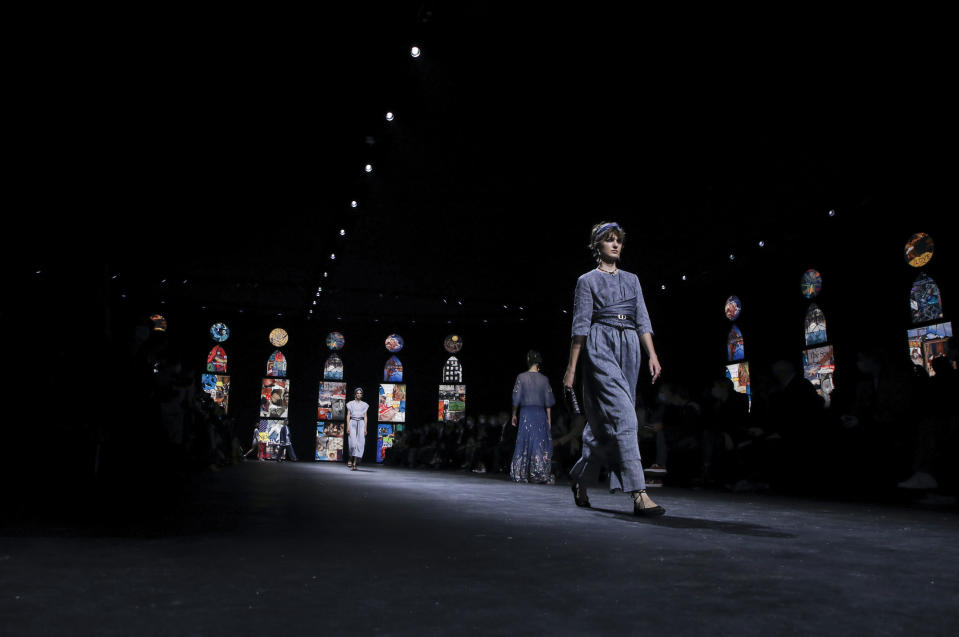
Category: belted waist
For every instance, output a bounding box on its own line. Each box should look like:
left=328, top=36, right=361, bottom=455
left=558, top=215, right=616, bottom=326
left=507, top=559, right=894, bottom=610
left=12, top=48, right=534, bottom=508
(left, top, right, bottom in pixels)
left=592, top=313, right=637, bottom=331
left=349, top=416, right=365, bottom=421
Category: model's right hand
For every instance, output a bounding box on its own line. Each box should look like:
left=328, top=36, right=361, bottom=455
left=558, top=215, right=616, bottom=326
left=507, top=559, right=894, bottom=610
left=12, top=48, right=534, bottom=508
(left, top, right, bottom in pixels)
left=563, top=368, right=575, bottom=389
left=511, top=415, right=517, bottom=427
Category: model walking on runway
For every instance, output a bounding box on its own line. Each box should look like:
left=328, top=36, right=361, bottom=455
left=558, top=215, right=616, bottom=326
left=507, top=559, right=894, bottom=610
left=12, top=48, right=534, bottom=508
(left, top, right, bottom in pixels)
left=346, top=388, right=369, bottom=470
left=509, top=350, right=556, bottom=484
left=563, top=222, right=666, bottom=516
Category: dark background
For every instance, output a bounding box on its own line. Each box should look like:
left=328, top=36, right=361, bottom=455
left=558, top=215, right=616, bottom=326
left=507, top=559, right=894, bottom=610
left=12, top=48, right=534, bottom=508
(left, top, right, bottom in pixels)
left=5, top=4, right=953, bottom=477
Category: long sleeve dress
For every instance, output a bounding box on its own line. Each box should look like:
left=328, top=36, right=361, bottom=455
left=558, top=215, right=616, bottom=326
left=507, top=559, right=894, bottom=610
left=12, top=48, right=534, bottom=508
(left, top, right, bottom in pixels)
left=509, top=371, right=556, bottom=483
left=568, top=268, right=653, bottom=493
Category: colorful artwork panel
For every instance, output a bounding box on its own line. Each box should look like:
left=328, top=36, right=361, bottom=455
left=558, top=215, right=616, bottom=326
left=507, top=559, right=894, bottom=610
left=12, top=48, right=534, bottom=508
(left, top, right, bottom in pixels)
left=804, top=304, right=828, bottom=346
left=910, top=273, right=944, bottom=325
left=800, top=270, right=822, bottom=299
left=907, top=322, right=953, bottom=376
left=257, top=419, right=286, bottom=460
left=210, top=322, right=230, bottom=342
left=905, top=232, right=934, bottom=268
left=151, top=314, right=167, bottom=331
left=260, top=378, right=290, bottom=418
left=444, top=334, right=463, bottom=353
left=318, top=382, right=347, bottom=421
left=269, top=328, right=289, bottom=347
left=378, top=383, right=407, bottom=423
left=384, top=355, right=404, bottom=382
left=724, top=296, right=742, bottom=321
left=803, top=345, right=836, bottom=406
left=267, top=350, right=287, bottom=377
left=726, top=326, right=745, bottom=362
left=323, top=353, right=344, bottom=381
left=376, top=424, right=395, bottom=463
left=724, top=362, right=751, bottom=410
left=201, top=374, right=230, bottom=413
left=443, top=356, right=463, bottom=383
left=438, top=384, right=467, bottom=422
left=207, top=345, right=228, bottom=373
left=326, top=331, right=345, bottom=351
left=385, top=334, right=404, bottom=353
left=315, top=423, right=345, bottom=461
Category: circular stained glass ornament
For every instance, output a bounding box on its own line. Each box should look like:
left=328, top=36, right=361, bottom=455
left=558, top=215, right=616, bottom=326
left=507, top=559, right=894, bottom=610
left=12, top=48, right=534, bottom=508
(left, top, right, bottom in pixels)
left=210, top=322, right=230, bottom=342
left=444, top=334, right=463, bottom=353
left=800, top=269, right=823, bottom=299
left=724, top=296, right=742, bottom=321
left=385, top=333, right=404, bottom=353
left=151, top=314, right=167, bottom=332
left=326, top=331, right=345, bottom=351
left=905, top=233, right=934, bottom=268
left=269, top=328, right=289, bottom=347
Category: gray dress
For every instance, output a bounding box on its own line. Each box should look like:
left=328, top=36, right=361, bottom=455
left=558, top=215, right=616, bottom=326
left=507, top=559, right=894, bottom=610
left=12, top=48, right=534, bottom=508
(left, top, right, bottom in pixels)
left=347, top=400, right=369, bottom=458
left=568, top=268, right=653, bottom=493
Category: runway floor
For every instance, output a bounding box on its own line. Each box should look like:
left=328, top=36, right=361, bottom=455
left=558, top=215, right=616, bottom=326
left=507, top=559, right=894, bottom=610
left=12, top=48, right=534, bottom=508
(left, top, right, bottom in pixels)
left=3, top=462, right=959, bottom=636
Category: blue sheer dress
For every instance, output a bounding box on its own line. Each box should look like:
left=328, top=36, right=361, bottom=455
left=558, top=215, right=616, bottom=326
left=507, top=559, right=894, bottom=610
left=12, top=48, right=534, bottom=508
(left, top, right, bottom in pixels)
left=509, top=371, right=556, bottom=483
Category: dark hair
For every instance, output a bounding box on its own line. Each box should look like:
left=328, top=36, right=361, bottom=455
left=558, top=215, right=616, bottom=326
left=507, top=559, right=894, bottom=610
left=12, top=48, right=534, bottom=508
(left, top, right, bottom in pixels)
left=526, top=350, right=543, bottom=368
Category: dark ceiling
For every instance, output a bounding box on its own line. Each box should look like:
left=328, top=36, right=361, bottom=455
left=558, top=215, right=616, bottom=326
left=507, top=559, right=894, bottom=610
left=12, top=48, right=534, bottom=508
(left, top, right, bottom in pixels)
left=11, top=4, right=952, bottom=343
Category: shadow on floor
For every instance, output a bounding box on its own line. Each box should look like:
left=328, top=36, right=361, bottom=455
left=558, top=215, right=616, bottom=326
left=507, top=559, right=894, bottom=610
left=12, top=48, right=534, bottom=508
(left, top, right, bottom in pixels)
left=591, top=507, right=796, bottom=538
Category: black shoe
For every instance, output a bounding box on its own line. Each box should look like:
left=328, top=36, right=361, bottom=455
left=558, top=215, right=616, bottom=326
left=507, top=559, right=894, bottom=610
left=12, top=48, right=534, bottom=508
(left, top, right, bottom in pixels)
left=633, top=490, right=666, bottom=517
left=571, top=482, right=591, bottom=508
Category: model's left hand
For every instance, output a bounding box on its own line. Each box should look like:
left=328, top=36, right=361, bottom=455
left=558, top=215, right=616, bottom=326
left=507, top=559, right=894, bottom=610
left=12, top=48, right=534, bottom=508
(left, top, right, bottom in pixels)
left=649, top=356, right=662, bottom=384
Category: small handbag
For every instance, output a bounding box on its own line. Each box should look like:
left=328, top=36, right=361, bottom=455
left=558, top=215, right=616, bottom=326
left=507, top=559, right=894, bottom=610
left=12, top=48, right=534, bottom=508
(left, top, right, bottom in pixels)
left=563, top=386, right=583, bottom=416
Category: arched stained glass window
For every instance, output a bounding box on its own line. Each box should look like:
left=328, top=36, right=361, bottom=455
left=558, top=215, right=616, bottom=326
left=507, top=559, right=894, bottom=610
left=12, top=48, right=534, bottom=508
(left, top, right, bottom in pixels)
left=443, top=356, right=463, bottom=383
left=384, top=355, right=404, bottom=382
left=910, top=273, right=944, bottom=324
left=266, top=350, right=287, bottom=378
left=207, top=345, right=228, bottom=373
left=726, top=326, right=745, bottom=362
left=323, top=353, right=344, bottom=380
left=804, top=304, right=828, bottom=346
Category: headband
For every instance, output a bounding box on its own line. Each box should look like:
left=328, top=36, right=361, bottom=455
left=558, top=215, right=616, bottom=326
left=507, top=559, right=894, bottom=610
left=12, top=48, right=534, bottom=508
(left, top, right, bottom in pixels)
left=593, top=222, right=621, bottom=241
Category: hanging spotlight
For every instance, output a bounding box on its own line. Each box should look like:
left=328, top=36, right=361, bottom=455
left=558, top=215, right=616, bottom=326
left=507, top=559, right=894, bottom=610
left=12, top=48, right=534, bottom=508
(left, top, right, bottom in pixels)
left=828, top=209, right=836, bottom=217
left=364, top=164, right=373, bottom=173
left=182, top=279, right=188, bottom=284
left=661, top=284, right=666, bottom=291
left=410, top=46, right=421, bottom=58
left=323, top=272, right=328, bottom=278
left=111, top=274, right=118, bottom=280
left=313, top=300, right=317, bottom=306
left=682, top=275, right=687, bottom=281
left=729, top=253, right=736, bottom=261
left=339, top=229, right=346, bottom=236
left=318, top=287, right=323, bottom=293
left=758, top=240, right=765, bottom=247
left=330, top=253, right=336, bottom=260
left=385, top=112, right=394, bottom=122
left=351, top=200, right=358, bottom=208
